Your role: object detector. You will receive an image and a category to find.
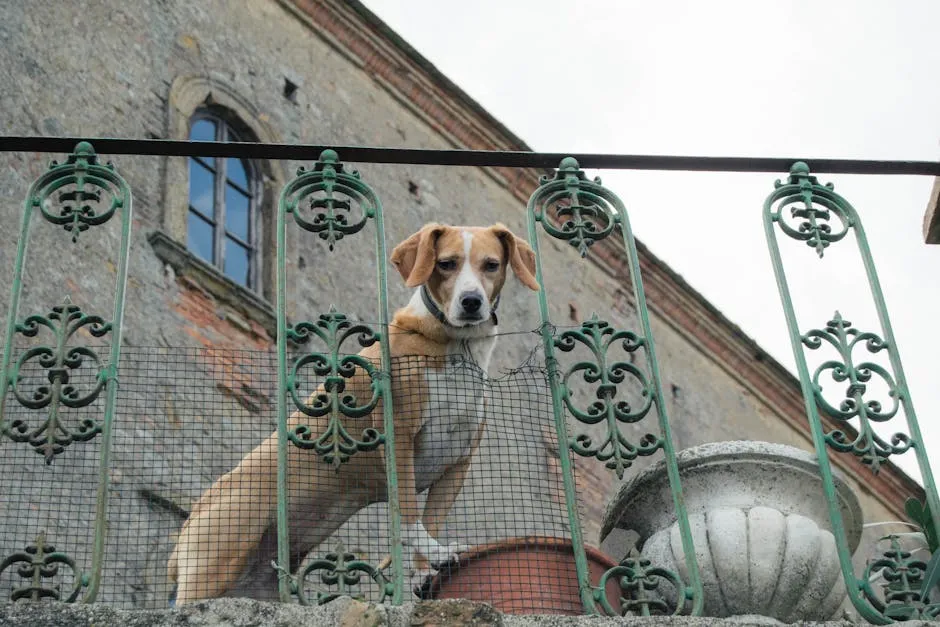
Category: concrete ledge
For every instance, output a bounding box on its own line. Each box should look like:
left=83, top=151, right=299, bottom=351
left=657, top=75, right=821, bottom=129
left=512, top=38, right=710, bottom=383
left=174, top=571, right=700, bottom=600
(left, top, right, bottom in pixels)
left=0, top=597, right=921, bottom=627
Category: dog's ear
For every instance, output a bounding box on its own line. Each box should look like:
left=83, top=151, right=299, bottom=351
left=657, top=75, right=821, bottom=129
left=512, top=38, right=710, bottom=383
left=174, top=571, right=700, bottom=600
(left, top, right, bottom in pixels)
left=391, top=223, right=447, bottom=287
left=492, top=223, right=539, bottom=291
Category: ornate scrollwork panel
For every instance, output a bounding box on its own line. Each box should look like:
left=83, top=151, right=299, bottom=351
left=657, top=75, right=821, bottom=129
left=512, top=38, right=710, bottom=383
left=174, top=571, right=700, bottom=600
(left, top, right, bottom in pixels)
left=531, top=157, right=618, bottom=258
left=294, top=542, right=394, bottom=605
left=0, top=532, right=89, bottom=603
left=281, top=149, right=375, bottom=251
left=2, top=300, right=112, bottom=462
left=555, top=315, right=663, bottom=479
left=767, top=162, right=853, bottom=258
left=32, top=141, right=127, bottom=242
left=860, top=535, right=940, bottom=620
left=286, top=308, right=384, bottom=466
left=593, top=557, right=688, bottom=617
left=802, top=312, right=911, bottom=472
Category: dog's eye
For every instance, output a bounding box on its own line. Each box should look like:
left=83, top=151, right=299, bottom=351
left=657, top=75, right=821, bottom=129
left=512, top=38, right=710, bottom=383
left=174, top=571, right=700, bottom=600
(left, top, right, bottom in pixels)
left=436, top=259, right=457, bottom=271
left=483, top=260, right=500, bottom=272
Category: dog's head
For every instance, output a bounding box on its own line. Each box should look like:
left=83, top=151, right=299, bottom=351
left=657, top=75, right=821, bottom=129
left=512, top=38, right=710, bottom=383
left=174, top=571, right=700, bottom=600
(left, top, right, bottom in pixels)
left=391, top=223, right=539, bottom=328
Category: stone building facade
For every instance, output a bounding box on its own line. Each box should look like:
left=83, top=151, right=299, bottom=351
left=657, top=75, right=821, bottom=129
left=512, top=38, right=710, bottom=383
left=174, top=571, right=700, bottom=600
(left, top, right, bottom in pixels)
left=0, top=0, right=923, bottom=612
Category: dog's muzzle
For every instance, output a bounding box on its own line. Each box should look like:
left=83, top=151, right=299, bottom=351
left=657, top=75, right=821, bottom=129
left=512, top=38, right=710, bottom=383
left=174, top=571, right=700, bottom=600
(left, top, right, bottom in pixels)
left=422, top=285, right=499, bottom=327
left=457, top=291, right=484, bottom=321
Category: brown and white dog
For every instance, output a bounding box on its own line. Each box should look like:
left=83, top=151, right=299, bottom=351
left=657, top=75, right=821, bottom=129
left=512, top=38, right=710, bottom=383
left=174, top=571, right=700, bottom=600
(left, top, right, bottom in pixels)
left=167, top=223, right=539, bottom=602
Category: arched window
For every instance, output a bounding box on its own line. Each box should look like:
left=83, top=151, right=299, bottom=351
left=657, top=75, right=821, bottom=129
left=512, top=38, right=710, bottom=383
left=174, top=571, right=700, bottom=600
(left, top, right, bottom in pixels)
left=187, top=111, right=261, bottom=289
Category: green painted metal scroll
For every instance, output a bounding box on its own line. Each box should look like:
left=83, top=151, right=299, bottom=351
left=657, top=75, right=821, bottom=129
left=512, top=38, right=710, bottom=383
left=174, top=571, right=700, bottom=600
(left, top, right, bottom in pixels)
left=526, top=157, right=703, bottom=616
left=0, top=142, right=132, bottom=602
left=763, top=162, right=940, bottom=622
left=274, top=150, right=402, bottom=604
left=294, top=541, right=394, bottom=605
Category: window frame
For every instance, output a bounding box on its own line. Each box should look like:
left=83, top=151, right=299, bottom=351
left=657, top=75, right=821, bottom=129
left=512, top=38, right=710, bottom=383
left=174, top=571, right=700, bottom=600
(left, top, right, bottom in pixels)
left=187, top=110, right=264, bottom=291
left=156, top=75, right=286, bottom=335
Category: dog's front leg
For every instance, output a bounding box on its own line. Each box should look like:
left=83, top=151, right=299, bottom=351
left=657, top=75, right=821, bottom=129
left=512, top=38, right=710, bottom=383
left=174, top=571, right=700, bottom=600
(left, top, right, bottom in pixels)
left=404, top=441, right=478, bottom=592
left=418, top=420, right=485, bottom=564
left=393, top=431, right=463, bottom=577
left=376, top=419, right=482, bottom=589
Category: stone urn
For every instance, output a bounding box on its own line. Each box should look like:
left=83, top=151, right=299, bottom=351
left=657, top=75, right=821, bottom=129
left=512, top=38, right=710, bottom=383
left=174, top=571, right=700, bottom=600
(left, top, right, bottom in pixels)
left=600, top=441, right=863, bottom=622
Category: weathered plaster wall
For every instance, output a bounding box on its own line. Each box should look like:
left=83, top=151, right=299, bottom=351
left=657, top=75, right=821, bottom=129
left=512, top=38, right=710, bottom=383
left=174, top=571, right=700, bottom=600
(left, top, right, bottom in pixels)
left=0, top=0, right=917, bottom=615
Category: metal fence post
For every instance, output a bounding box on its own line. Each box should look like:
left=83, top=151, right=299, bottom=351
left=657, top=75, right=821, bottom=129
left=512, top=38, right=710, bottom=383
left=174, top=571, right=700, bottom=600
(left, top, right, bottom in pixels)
left=274, top=150, right=402, bottom=604
left=763, top=162, right=940, bottom=622
left=525, top=157, right=703, bottom=616
left=0, top=142, right=133, bottom=602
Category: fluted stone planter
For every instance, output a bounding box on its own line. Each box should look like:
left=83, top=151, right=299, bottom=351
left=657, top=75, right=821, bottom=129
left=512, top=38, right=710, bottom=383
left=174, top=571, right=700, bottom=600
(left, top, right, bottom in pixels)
left=600, top=441, right=863, bottom=622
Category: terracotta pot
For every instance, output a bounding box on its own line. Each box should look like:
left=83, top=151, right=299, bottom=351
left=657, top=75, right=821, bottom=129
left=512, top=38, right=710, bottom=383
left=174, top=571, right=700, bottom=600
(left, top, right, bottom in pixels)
left=421, top=535, right=621, bottom=615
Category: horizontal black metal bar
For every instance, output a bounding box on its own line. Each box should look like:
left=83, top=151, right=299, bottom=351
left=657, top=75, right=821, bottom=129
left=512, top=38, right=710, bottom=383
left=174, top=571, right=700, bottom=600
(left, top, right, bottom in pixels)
left=1, top=135, right=938, bottom=176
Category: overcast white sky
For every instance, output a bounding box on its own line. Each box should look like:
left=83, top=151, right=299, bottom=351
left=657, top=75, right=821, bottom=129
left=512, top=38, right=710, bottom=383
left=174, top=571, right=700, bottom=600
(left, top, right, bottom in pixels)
left=361, top=0, right=940, bottom=484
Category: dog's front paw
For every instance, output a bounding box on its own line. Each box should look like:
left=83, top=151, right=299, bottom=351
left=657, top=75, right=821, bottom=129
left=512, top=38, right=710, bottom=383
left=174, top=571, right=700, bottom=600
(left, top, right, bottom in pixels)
left=403, top=521, right=471, bottom=570
left=411, top=567, right=436, bottom=598
left=426, top=541, right=470, bottom=569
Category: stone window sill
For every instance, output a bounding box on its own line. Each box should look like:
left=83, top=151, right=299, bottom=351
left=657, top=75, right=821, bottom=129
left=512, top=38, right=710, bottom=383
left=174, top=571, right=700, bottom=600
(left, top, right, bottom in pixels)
left=148, top=229, right=276, bottom=337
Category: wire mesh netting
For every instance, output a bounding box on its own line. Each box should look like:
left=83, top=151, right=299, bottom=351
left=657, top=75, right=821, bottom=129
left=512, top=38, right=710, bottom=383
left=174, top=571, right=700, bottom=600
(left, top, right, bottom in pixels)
left=0, top=340, right=598, bottom=613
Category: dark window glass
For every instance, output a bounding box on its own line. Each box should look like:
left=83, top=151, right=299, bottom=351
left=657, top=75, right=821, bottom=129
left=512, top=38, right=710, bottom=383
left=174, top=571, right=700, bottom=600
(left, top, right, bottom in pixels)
left=190, top=119, right=216, bottom=142
left=224, top=238, right=250, bottom=286
left=226, top=157, right=249, bottom=190
left=188, top=158, right=215, bottom=218
left=225, top=184, right=250, bottom=241
left=187, top=211, right=215, bottom=263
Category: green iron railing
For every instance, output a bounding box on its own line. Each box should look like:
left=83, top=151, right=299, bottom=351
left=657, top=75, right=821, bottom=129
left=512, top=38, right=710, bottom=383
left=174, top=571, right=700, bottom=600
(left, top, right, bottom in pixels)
left=526, top=158, right=703, bottom=615
left=0, top=142, right=133, bottom=602
left=0, top=139, right=937, bottom=619
left=274, top=149, right=403, bottom=604
left=763, top=163, right=940, bottom=622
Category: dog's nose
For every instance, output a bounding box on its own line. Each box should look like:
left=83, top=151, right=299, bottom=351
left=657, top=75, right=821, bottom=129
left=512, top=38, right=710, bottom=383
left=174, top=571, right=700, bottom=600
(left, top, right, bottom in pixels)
left=460, top=292, right=483, bottom=314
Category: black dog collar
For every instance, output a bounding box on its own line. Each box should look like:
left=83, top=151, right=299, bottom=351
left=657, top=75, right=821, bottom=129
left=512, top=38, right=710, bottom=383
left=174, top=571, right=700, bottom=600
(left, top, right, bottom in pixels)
left=421, top=285, right=500, bottom=327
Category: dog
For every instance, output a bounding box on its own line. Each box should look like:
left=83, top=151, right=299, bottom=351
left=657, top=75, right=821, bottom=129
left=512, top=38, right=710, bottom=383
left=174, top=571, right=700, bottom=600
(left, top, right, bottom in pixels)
left=167, top=223, right=539, bottom=602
